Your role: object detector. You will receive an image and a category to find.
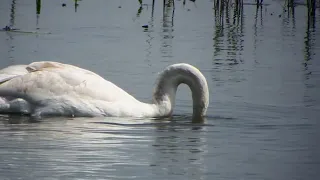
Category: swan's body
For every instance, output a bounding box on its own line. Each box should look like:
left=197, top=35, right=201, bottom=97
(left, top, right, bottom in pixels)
left=0, top=61, right=209, bottom=119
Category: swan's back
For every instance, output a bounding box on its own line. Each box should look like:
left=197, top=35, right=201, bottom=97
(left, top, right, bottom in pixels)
left=0, top=65, right=28, bottom=84
left=0, top=61, right=137, bottom=104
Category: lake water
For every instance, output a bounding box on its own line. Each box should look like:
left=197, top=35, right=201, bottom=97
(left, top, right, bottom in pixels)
left=0, top=0, right=320, bottom=179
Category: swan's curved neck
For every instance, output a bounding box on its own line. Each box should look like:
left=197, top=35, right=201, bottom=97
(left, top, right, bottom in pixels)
left=151, top=63, right=209, bottom=119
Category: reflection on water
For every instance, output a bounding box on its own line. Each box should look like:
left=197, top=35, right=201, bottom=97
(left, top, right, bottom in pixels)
left=0, top=115, right=209, bottom=180
left=36, top=0, right=41, bottom=26
left=143, top=1, right=155, bottom=65
left=9, top=0, right=16, bottom=27
left=253, top=5, right=262, bottom=64
left=213, top=1, right=244, bottom=67
left=304, top=14, right=316, bottom=65
left=6, top=0, right=16, bottom=64
left=151, top=121, right=207, bottom=179
left=74, top=0, right=80, bottom=12
left=160, top=1, right=175, bottom=58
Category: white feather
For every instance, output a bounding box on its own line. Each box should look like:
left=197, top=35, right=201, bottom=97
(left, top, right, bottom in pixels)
left=0, top=61, right=209, bottom=119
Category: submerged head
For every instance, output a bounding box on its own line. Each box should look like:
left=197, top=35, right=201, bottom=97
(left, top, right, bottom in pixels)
left=153, top=63, right=209, bottom=119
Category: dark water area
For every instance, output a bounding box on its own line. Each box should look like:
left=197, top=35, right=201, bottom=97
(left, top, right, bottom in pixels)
left=0, top=0, right=320, bottom=179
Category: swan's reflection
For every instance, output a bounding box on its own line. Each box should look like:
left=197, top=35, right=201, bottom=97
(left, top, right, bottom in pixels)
left=0, top=116, right=208, bottom=179
left=150, top=117, right=208, bottom=179
left=0, top=116, right=154, bottom=179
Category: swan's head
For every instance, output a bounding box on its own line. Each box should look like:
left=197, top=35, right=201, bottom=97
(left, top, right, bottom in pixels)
left=153, top=63, right=209, bottom=119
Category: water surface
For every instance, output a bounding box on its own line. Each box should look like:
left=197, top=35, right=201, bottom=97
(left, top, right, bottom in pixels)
left=0, top=0, right=320, bottom=179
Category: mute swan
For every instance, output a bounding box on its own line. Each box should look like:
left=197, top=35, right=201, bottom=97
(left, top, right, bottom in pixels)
left=0, top=61, right=209, bottom=119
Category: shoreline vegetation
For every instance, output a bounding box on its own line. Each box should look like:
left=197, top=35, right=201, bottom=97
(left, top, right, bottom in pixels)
left=136, top=0, right=318, bottom=29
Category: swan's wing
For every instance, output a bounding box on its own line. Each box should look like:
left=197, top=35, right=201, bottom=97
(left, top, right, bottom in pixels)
left=0, top=65, right=28, bottom=84
left=27, top=61, right=102, bottom=77
left=0, top=64, right=28, bottom=75
left=0, top=61, right=136, bottom=103
left=0, top=75, right=22, bottom=84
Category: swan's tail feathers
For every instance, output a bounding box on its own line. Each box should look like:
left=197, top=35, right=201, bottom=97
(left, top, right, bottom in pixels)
left=0, top=97, right=31, bottom=115
left=0, top=75, right=21, bottom=85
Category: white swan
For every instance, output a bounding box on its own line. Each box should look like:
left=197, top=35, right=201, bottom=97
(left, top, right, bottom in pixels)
left=0, top=61, right=209, bottom=119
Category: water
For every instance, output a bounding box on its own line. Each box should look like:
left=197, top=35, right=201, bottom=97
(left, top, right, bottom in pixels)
left=0, top=0, right=320, bottom=179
